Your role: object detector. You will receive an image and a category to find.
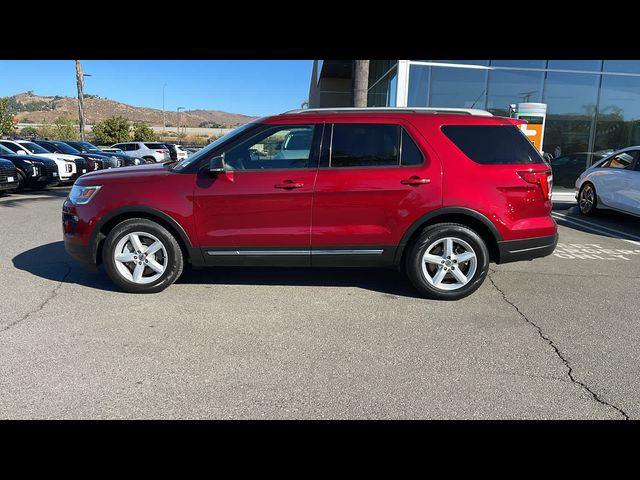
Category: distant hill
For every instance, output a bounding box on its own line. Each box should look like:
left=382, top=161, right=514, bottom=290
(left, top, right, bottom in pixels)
left=6, top=92, right=258, bottom=128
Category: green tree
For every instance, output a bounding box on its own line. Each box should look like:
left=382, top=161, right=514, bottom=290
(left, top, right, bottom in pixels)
left=92, top=116, right=131, bottom=144
left=0, top=98, right=16, bottom=135
left=39, top=116, right=80, bottom=140
left=132, top=121, right=159, bottom=141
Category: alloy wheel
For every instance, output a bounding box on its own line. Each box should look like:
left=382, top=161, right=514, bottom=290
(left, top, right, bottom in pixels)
left=579, top=184, right=595, bottom=214
left=113, top=231, right=168, bottom=284
left=421, top=237, right=477, bottom=291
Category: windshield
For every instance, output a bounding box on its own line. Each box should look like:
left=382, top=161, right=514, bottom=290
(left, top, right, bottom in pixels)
left=20, top=142, right=51, bottom=154
left=0, top=144, right=15, bottom=155
left=171, top=121, right=260, bottom=171
left=52, top=142, right=82, bottom=155
left=74, top=141, right=101, bottom=152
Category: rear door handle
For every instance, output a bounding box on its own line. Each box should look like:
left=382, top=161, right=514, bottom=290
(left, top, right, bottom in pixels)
left=401, top=176, right=431, bottom=186
left=274, top=181, right=304, bottom=189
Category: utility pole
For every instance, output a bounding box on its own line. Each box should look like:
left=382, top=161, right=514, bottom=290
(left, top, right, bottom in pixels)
left=177, top=107, right=185, bottom=141
left=162, top=83, right=167, bottom=136
left=353, top=60, right=370, bottom=108
left=75, top=60, right=86, bottom=141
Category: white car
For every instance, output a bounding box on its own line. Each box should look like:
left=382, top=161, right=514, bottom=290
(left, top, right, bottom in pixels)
left=575, top=147, right=640, bottom=217
left=0, top=139, right=83, bottom=184
left=109, top=142, right=170, bottom=163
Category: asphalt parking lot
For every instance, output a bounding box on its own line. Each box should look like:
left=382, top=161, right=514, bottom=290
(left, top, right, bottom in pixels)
left=1, top=187, right=639, bottom=419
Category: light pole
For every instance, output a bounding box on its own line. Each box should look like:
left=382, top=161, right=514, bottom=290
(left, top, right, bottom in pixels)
left=75, top=61, right=92, bottom=141
left=177, top=107, right=185, bottom=140
left=162, top=83, right=167, bottom=136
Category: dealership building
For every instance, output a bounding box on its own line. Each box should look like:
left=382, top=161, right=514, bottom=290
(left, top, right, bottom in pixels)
left=308, top=60, right=640, bottom=190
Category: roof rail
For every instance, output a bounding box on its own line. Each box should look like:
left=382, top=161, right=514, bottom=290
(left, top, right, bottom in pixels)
left=283, top=107, right=493, bottom=117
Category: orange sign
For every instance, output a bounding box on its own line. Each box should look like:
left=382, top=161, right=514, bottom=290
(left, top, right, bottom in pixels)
left=518, top=123, right=544, bottom=152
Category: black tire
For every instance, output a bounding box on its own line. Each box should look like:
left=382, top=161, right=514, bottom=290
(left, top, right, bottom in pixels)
left=404, top=223, right=489, bottom=300
left=143, top=157, right=155, bottom=164
left=102, top=218, right=184, bottom=293
left=578, top=182, right=597, bottom=216
left=14, top=170, right=26, bottom=193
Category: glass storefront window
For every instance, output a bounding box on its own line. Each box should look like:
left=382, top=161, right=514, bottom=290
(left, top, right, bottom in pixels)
left=602, top=60, right=640, bottom=74
left=547, top=60, right=602, bottom=71
left=490, top=60, right=546, bottom=69
left=367, top=66, right=397, bottom=107
left=412, top=60, right=489, bottom=66
left=486, top=70, right=544, bottom=116
left=369, top=60, right=397, bottom=85
left=543, top=72, right=599, bottom=189
left=429, top=66, right=487, bottom=109
left=407, top=64, right=430, bottom=107
left=594, top=74, right=640, bottom=152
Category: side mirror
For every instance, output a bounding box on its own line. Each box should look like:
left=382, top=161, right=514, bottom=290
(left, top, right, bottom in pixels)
left=206, top=154, right=226, bottom=175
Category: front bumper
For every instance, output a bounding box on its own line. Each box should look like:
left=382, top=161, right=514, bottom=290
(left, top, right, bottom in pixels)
left=0, top=180, right=17, bottom=191
left=497, top=233, right=559, bottom=264
left=64, top=237, right=97, bottom=271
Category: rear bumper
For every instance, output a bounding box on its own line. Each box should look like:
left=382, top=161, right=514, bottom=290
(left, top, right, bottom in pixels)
left=497, top=233, right=558, bottom=264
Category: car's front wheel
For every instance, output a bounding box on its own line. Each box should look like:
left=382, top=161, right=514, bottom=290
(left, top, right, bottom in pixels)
left=405, top=223, right=489, bottom=300
left=578, top=182, right=597, bottom=216
left=102, top=218, right=184, bottom=293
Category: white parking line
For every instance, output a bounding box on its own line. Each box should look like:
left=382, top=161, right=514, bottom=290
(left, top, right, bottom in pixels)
left=552, top=212, right=640, bottom=247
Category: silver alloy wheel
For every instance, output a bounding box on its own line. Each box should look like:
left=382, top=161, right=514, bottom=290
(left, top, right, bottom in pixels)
left=421, top=237, right=477, bottom=291
left=113, top=231, right=168, bottom=284
left=579, top=184, right=595, bottom=213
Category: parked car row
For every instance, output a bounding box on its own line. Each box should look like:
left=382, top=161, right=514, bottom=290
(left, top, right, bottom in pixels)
left=0, top=138, right=189, bottom=194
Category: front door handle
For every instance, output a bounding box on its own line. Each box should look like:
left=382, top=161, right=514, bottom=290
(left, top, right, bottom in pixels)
left=401, top=176, right=431, bottom=186
left=274, top=180, right=304, bottom=190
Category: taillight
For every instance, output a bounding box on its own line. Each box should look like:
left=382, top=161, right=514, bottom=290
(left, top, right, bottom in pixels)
left=518, top=170, right=552, bottom=200
left=156, top=150, right=165, bottom=154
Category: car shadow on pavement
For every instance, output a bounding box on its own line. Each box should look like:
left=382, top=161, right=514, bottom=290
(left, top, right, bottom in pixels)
left=11, top=241, right=121, bottom=293
left=12, top=241, right=422, bottom=298
left=177, top=266, right=423, bottom=298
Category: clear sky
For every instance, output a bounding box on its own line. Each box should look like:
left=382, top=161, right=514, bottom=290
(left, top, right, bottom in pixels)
left=0, top=60, right=314, bottom=116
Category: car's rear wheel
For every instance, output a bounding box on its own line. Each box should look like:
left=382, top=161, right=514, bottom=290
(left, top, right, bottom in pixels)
left=405, top=223, right=489, bottom=300
left=143, top=157, right=155, bottom=164
left=578, top=183, right=597, bottom=216
left=102, top=218, right=184, bottom=293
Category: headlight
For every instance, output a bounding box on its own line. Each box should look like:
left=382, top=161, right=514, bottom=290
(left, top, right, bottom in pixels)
left=68, top=185, right=101, bottom=205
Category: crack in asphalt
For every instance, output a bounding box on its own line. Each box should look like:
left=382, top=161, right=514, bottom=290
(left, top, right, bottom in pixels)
left=0, top=262, right=72, bottom=334
left=488, top=271, right=630, bottom=420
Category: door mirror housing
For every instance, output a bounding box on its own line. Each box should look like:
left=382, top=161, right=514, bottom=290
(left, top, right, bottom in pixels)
left=206, top=154, right=226, bottom=175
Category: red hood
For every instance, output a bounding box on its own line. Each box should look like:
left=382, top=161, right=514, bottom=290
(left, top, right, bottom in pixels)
left=76, top=163, right=171, bottom=185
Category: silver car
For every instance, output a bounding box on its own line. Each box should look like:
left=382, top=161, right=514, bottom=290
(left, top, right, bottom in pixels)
left=110, top=142, right=170, bottom=163
left=575, top=146, right=640, bottom=216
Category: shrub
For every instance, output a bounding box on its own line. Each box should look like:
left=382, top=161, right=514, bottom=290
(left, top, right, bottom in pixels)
left=39, top=116, right=80, bottom=140
left=132, top=122, right=159, bottom=141
left=19, top=126, right=39, bottom=137
left=92, top=116, right=131, bottom=144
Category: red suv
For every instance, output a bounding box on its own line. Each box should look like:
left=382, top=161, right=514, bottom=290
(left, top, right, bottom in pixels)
left=63, top=108, right=557, bottom=300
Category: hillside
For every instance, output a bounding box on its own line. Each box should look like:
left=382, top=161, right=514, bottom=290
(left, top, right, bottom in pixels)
left=6, top=92, right=258, bottom=128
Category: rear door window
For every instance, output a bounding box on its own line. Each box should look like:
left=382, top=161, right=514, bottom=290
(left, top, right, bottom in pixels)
left=145, top=143, right=167, bottom=149
left=442, top=125, right=544, bottom=164
left=330, top=124, right=400, bottom=167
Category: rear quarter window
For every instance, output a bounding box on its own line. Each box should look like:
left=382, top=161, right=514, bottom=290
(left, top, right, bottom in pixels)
left=442, top=125, right=543, bottom=164
left=145, top=143, right=167, bottom=149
